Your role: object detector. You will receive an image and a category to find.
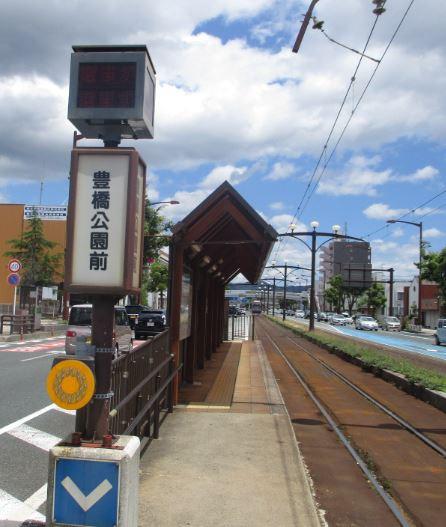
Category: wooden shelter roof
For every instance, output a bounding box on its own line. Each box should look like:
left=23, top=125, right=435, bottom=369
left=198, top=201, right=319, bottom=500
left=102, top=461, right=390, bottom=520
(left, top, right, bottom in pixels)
left=172, top=181, right=278, bottom=284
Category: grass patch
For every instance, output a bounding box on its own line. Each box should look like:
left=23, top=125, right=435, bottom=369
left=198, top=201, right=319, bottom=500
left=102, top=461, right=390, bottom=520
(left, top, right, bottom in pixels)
left=267, top=316, right=446, bottom=393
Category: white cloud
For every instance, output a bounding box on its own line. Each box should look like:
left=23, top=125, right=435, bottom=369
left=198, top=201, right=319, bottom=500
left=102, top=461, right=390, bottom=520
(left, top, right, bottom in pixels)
left=263, top=162, right=295, bottom=181
left=399, top=165, right=440, bottom=182
left=424, top=227, right=444, bottom=238
left=200, top=165, right=248, bottom=189
left=363, top=203, right=408, bottom=220
left=318, top=156, right=392, bottom=196
left=269, top=201, right=285, bottom=210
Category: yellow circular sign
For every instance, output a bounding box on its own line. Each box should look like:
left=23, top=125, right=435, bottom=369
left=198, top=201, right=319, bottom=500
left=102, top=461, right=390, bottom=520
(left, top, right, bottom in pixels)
left=46, top=360, right=95, bottom=410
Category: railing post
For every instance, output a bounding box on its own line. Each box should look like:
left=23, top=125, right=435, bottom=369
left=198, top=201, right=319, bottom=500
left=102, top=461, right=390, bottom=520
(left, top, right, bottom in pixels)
left=153, top=374, right=161, bottom=439
left=167, top=355, right=174, bottom=413
left=251, top=315, right=255, bottom=341
left=231, top=314, right=235, bottom=340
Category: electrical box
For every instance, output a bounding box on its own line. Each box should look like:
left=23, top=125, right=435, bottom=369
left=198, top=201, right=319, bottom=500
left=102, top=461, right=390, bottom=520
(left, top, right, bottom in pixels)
left=68, top=45, right=156, bottom=143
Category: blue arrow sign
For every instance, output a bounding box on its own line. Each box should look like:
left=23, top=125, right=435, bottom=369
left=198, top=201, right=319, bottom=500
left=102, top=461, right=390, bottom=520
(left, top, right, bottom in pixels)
left=53, top=458, right=119, bottom=527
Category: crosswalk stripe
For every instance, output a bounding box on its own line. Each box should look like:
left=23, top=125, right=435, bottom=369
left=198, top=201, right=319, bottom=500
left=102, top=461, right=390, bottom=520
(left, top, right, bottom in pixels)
left=0, top=488, right=45, bottom=522
left=24, top=483, right=48, bottom=511
left=0, top=403, right=56, bottom=436
left=8, top=424, right=60, bottom=452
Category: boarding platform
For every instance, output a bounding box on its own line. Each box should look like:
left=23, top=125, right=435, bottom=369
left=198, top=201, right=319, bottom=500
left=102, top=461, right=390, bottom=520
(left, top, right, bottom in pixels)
left=138, top=339, right=322, bottom=526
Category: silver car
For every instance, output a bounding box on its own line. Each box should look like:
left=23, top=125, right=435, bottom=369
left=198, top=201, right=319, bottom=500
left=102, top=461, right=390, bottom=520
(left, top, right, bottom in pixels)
left=356, top=316, right=379, bottom=331
left=65, top=304, right=133, bottom=356
left=381, top=316, right=401, bottom=331
left=435, top=319, right=446, bottom=346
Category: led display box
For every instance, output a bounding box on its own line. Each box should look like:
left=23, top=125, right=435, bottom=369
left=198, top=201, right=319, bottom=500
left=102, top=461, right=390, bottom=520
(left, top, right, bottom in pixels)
left=68, top=45, right=156, bottom=144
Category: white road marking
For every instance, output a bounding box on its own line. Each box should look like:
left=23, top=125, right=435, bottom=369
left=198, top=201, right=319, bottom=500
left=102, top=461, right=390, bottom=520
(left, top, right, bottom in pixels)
left=8, top=424, right=60, bottom=452
left=54, top=407, right=76, bottom=415
left=21, top=350, right=64, bottom=362
left=0, top=403, right=57, bottom=436
left=24, top=483, right=48, bottom=511
left=61, top=477, right=112, bottom=512
left=0, top=488, right=45, bottom=522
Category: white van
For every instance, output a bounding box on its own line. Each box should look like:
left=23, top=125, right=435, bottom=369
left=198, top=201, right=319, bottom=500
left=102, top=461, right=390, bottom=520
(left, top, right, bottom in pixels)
left=65, top=304, right=133, bottom=356
left=435, top=319, right=446, bottom=346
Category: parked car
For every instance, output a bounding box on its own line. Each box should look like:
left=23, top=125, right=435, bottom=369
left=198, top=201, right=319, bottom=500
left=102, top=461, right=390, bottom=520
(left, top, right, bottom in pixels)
left=125, top=304, right=148, bottom=329
left=65, top=304, right=133, bottom=355
left=380, top=316, right=401, bottom=332
left=355, top=316, right=379, bottom=331
left=135, top=309, right=166, bottom=339
left=330, top=314, right=346, bottom=326
left=342, top=314, right=354, bottom=324
left=435, top=319, right=446, bottom=346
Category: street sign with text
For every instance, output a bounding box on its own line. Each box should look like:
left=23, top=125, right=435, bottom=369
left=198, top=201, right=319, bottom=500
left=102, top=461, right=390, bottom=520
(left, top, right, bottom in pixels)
left=8, top=259, right=21, bottom=273
left=65, top=147, right=146, bottom=296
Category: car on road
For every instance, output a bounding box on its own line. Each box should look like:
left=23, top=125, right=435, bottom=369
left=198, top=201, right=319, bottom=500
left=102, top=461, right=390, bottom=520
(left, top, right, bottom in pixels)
left=317, top=312, right=329, bottom=321
left=65, top=304, right=133, bottom=356
left=134, top=309, right=166, bottom=339
left=380, top=316, right=401, bottom=332
left=296, top=310, right=305, bottom=318
left=435, top=319, right=446, bottom=346
left=286, top=309, right=295, bottom=316
left=341, top=314, right=354, bottom=324
left=355, top=316, right=379, bottom=331
left=125, top=304, right=148, bottom=329
left=330, top=314, right=346, bottom=326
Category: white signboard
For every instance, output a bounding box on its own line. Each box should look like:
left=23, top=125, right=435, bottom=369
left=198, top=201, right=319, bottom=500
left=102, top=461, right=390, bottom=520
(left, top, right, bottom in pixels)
left=71, top=154, right=129, bottom=287
left=132, top=163, right=144, bottom=288
left=24, top=206, right=67, bottom=220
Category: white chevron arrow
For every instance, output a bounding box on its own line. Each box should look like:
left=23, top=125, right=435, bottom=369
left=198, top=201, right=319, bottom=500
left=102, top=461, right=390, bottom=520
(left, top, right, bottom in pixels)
left=61, top=476, right=113, bottom=512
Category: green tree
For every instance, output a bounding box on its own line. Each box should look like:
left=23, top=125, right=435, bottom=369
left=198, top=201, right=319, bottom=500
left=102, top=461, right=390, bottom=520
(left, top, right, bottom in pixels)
left=4, top=210, right=62, bottom=288
left=359, top=282, right=387, bottom=316
left=144, top=200, right=173, bottom=263
left=420, top=246, right=446, bottom=313
left=324, top=275, right=344, bottom=313
left=146, top=261, right=169, bottom=308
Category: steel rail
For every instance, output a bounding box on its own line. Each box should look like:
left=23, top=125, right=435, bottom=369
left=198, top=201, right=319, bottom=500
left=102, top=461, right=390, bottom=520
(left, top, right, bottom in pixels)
left=255, top=318, right=411, bottom=527
left=286, top=336, right=446, bottom=459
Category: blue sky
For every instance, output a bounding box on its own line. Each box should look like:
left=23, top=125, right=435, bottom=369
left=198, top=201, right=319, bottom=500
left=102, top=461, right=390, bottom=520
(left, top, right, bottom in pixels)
left=0, top=0, right=445, bottom=280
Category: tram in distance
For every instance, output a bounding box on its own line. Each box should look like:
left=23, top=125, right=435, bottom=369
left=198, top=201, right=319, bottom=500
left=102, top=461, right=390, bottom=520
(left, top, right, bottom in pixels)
left=251, top=300, right=262, bottom=314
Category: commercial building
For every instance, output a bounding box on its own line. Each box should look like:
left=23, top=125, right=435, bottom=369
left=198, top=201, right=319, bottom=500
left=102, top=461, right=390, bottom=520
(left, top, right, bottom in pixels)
left=318, top=240, right=372, bottom=309
left=0, top=204, right=66, bottom=312
left=404, top=277, right=441, bottom=328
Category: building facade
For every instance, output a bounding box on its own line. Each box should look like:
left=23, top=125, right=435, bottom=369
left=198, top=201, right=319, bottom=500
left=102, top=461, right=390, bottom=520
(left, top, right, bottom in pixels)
left=0, top=204, right=66, bottom=312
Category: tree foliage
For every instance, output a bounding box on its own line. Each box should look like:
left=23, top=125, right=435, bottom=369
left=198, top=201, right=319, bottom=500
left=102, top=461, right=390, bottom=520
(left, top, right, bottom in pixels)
left=358, top=282, right=387, bottom=316
left=143, top=199, right=173, bottom=263
left=324, top=274, right=372, bottom=314
left=4, top=210, right=62, bottom=287
left=420, top=246, right=446, bottom=312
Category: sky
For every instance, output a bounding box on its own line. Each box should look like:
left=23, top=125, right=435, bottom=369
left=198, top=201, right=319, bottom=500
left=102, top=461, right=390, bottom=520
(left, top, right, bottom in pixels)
left=0, top=0, right=445, bottom=284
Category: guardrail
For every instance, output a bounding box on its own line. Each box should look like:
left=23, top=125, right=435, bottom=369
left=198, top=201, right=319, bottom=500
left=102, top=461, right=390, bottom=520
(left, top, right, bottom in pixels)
left=0, top=314, right=34, bottom=335
left=109, top=329, right=178, bottom=445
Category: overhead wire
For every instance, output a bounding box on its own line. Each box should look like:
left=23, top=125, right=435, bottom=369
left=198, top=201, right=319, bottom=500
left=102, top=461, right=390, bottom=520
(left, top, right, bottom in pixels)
left=364, top=187, right=446, bottom=239
left=298, top=0, right=416, bottom=218
left=272, top=8, right=381, bottom=264
left=273, top=0, right=416, bottom=263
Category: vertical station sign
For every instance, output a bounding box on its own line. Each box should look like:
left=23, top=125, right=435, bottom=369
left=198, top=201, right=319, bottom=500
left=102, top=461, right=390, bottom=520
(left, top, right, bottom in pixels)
left=65, top=148, right=146, bottom=295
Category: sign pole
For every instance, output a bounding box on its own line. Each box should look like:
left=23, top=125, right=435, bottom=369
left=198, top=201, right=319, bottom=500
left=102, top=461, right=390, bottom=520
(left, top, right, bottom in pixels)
left=12, top=286, right=17, bottom=316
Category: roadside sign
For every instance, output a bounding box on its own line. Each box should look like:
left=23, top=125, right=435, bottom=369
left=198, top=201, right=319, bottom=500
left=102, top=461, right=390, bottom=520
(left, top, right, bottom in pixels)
left=7, top=273, right=20, bottom=286
left=53, top=458, right=119, bottom=527
left=8, top=259, right=21, bottom=273
left=46, top=359, right=95, bottom=410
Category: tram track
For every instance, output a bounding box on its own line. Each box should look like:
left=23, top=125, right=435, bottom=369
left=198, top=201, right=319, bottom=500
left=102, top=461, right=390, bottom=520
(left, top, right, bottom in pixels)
left=255, top=316, right=446, bottom=527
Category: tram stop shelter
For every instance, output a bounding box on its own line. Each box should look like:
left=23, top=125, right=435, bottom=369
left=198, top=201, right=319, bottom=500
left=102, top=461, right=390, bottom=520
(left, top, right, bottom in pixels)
left=168, top=181, right=277, bottom=400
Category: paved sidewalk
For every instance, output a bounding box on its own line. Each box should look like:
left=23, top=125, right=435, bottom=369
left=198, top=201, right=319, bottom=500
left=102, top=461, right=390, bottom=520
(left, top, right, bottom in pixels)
left=138, top=340, right=322, bottom=527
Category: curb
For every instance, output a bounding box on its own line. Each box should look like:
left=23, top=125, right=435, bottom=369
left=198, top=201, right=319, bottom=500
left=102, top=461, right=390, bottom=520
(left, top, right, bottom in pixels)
left=270, top=318, right=446, bottom=414
left=0, top=328, right=67, bottom=342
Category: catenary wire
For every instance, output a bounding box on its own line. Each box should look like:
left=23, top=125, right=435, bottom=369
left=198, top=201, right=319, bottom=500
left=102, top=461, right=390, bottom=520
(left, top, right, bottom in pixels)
left=271, top=11, right=382, bottom=265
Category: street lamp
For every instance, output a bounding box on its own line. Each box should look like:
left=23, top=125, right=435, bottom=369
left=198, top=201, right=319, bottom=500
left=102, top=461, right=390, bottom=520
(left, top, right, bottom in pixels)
left=149, top=200, right=180, bottom=212
left=278, top=222, right=365, bottom=331
left=387, top=219, right=423, bottom=326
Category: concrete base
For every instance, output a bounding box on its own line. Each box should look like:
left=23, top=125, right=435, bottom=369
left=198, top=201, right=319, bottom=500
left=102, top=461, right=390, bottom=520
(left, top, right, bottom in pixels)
left=46, top=435, right=140, bottom=527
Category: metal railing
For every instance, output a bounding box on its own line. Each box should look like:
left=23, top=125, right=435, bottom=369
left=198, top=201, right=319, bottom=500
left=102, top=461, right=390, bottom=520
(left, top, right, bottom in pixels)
left=109, top=329, right=178, bottom=443
left=225, top=314, right=254, bottom=341
left=0, top=314, right=34, bottom=335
